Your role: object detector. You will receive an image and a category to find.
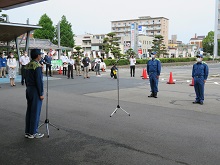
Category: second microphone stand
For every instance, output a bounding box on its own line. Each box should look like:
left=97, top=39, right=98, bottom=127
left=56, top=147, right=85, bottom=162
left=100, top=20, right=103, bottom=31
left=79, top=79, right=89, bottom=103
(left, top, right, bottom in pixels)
left=110, top=59, right=130, bottom=117
left=39, top=66, right=59, bottom=137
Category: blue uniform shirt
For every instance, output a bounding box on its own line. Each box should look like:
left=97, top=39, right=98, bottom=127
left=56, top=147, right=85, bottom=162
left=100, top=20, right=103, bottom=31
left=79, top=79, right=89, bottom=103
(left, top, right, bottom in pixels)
left=147, top=58, right=161, bottom=76
left=25, top=60, right=44, bottom=96
left=192, top=61, right=209, bottom=80
left=0, top=57, right=7, bottom=67
left=44, top=55, right=52, bottom=64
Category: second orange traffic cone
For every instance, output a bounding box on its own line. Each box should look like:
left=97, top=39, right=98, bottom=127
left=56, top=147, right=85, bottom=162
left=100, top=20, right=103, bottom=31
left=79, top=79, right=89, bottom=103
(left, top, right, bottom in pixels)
left=167, top=72, right=175, bottom=84
left=142, top=69, right=148, bottom=79
left=189, top=78, right=194, bottom=86
left=141, top=68, right=145, bottom=77
left=58, top=66, right=62, bottom=74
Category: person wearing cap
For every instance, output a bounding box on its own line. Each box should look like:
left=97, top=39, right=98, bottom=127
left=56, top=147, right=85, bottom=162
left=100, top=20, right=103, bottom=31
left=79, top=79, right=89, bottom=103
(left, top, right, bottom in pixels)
left=147, top=52, right=161, bottom=98
left=192, top=54, right=209, bottom=105
left=25, top=49, right=44, bottom=139
left=19, top=51, right=30, bottom=85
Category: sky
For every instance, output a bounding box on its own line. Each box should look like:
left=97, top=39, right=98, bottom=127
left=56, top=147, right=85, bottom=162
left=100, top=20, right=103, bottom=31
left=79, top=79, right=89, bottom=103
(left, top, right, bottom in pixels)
left=3, top=0, right=215, bottom=44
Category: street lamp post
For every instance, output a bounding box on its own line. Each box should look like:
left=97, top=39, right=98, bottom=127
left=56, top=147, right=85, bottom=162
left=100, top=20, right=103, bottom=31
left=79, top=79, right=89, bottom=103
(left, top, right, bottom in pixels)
left=214, top=0, right=219, bottom=60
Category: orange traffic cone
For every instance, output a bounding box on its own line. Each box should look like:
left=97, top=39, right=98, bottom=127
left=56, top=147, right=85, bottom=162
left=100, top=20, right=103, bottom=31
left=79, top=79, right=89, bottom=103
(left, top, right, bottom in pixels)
left=189, top=78, right=194, bottom=86
left=167, top=72, right=175, bottom=84
left=141, top=68, right=145, bottom=77
left=102, top=66, right=105, bottom=72
left=142, top=69, right=148, bottom=79
left=58, top=66, right=62, bottom=74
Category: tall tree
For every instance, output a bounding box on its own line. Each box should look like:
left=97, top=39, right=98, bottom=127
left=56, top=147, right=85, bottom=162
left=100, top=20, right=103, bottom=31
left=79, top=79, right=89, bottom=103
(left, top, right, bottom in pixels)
left=151, top=35, right=167, bottom=57
left=33, top=14, right=55, bottom=42
left=74, top=46, right=83, bottom=56
left=202, top=31, right=214, bottom=54
left=125, top=48, right=135, bottom=58
left=54, top=15, right=75, bottom=48
left=103, top=32, right=121, bottom=58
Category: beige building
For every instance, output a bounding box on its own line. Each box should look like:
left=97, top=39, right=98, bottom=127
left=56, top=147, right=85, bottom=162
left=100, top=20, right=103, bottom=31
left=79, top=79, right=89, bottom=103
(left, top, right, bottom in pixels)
left=74, top=33, right=106, bottom=57
left=111, top=16, right=169, bottom=46
left=121, top=35, right=154, bottom=58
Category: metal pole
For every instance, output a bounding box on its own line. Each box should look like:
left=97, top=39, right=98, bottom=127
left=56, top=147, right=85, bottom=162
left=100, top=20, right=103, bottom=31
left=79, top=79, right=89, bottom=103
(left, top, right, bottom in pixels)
left=214, top=0, right=219, bottom=60
left=58, top=21, right=61, bottom=59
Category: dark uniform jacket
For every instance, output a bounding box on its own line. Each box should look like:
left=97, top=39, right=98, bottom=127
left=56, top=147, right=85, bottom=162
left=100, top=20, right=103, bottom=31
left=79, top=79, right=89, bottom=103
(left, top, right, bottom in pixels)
left=192, top=61, right=209, bottom=80
left=25, top=60, right=44, bottom=96
left=147, top=58, right=161, bottom=76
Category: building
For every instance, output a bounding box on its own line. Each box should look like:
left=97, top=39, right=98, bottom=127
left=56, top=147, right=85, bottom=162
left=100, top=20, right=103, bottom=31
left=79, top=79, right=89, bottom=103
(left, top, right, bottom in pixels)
left=111, top=16, right=169, bottom=46
left=168, top=44, right=198, bottom=58
left=189, top=34, right=205, bottom=49
left=74, top=33, right=106, bottom=58
left=168, top=35, right=183, bottom=49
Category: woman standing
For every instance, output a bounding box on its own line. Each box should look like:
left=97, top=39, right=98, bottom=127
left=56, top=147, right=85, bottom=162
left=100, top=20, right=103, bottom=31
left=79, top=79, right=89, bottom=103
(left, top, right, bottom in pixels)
left=7, top=52, right=17, bottom=87
left=129, top=55, right=136, bottom=77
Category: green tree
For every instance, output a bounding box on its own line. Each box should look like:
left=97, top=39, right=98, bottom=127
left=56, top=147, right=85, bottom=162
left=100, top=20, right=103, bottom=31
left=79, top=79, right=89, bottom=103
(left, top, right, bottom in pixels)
left=54, top=15, right=75, bottom=48
left=103, top=32, right=121, bottom=58
left=151, top=35, right=167, bottom=58
left=74, top=46, right=84, bottom=57
left=33, top=14, right=55, bottom=42
left=125, top=48, right=135, bottom=58
left=202, top=31, right=214, bottom=54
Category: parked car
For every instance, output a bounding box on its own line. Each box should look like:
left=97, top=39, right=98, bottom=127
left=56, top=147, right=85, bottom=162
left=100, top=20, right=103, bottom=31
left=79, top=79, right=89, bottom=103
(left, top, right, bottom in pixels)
left=91, top=58, right=106, bottom=71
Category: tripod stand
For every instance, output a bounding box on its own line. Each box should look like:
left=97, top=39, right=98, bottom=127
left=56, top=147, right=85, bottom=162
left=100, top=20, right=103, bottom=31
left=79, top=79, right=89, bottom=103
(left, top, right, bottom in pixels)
left=110, top=60, right=130, bottom=117
left=39, top=71, right=59, bottom=137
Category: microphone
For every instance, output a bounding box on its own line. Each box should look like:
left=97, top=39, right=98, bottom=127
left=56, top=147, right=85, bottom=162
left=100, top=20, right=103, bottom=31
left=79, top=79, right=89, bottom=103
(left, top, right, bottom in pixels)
left=40, top=60, right=52, bottom=66
left=44, top=62, right=52, bottom=66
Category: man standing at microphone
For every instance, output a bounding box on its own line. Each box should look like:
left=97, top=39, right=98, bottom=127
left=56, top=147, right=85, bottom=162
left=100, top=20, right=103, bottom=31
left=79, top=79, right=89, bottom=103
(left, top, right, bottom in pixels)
left=25, top=49, right=44, bottom=139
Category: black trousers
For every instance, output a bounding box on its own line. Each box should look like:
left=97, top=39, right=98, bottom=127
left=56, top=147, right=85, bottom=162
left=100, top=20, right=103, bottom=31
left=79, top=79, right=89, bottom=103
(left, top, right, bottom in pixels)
left=67, top=65, right=73, bottom=78
left=130, top=65, right=135, bottom=77
left=21, top=65, right=26, bottom=84
left=63, top=67, right=67, bottom=75
left=46, top=64, right=52, bottom=76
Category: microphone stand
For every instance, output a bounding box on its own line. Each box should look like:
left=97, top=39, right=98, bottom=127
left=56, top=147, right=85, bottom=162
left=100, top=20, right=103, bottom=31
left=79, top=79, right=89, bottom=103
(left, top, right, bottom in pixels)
left=110, top=58, right=130, bottom=117
left=39, top=64, right=59, bottom=137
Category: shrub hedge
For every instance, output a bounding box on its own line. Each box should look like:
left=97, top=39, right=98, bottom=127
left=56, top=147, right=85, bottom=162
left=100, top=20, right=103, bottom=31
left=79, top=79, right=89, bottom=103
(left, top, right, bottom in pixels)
left=103, top=57, right=213, bottom=66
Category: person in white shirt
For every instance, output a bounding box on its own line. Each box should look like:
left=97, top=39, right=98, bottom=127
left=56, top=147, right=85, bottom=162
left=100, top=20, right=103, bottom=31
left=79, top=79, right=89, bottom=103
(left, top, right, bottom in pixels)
left=95, top=55, right=101, bottom=76
left=7, top=52, right=17, bottom=87
left=19, top=51, right=30, bottom=85
left=61, top=53, right=69, bottom=76
left=129, top=55, right=136, bottom=77
left=67, top=56, right=74, bottom=79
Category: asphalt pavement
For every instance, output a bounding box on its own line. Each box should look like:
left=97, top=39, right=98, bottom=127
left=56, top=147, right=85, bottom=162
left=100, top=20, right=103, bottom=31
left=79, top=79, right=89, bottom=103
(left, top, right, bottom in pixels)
left=0, top=62, right=220, bottom=165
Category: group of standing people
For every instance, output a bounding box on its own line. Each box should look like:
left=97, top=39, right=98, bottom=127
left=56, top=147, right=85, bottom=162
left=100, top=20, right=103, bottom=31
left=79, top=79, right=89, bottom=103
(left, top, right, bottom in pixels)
left=146, top=51, right=209, bottom=105
left=128, top=52, right=209, bottom=104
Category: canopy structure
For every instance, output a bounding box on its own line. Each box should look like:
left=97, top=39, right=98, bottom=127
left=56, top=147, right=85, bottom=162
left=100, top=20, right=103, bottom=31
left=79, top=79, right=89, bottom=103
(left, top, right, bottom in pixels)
left=0, top=0, right=47, bottom=10
left=0, top=22, right=41, bottom=42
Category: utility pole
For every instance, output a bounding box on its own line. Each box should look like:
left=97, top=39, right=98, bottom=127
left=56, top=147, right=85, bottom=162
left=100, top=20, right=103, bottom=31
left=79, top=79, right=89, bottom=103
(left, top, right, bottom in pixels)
left=214, top=0, right=219, bottom=60
left=58, top=21, right=61, bottom=59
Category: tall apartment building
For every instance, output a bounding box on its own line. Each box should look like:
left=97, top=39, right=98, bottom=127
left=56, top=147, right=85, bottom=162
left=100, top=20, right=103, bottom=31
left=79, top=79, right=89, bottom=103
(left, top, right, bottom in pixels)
left=111, top=16, right=169, bottom=46
left=74, top=33, right=106, bottom=57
